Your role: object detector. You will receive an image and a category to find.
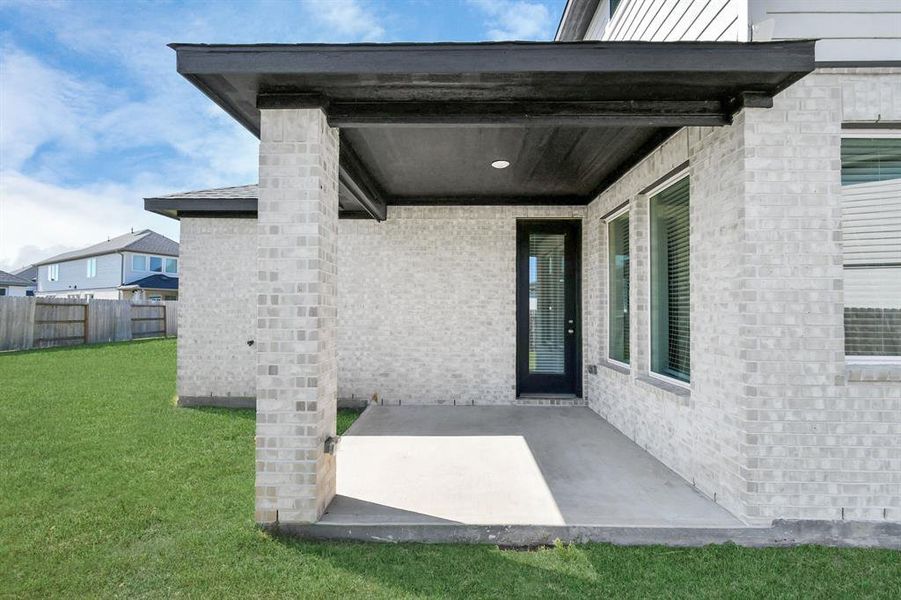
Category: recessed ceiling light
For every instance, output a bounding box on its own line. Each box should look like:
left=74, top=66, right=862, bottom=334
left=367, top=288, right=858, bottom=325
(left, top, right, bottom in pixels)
left=491, top=160, right=510, bottom=169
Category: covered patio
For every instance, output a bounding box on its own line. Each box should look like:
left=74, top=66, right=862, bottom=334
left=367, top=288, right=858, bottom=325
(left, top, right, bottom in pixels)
left=147, top=40, right=827, bottom=542
left=322, top=406, right=741, bottom=529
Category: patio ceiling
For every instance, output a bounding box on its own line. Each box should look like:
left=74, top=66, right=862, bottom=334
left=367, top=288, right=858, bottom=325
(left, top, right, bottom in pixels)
left=168, top=41, right=815, bottom=218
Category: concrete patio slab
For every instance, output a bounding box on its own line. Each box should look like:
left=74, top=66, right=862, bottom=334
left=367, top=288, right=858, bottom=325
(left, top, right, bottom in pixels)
left=318, top=406, right=742, bottom=528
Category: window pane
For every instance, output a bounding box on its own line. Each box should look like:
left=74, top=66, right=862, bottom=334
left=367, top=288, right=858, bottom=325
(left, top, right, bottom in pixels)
left=608, top=212, right=630, bottom=364
left=841, top=138, right=901, bottom=185
left=841, top=137, right=901, bottom=357
left=149, top=257, right=162, bottom=272
left=132, top=255, right=145, bottom=271
left=165, top=258, right=177, bottom=273
left=650, top=177, right=690, bottom=382
left=529, top=233, right=566, bottom=374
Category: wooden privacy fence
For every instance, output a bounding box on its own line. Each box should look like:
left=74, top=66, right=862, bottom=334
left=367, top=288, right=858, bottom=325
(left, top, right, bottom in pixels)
left=0, top=297, right=177, bottom=352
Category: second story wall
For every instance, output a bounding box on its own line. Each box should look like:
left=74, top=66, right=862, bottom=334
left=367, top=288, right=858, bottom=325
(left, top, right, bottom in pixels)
left=749, top=0, right=901, bottom=63
left=37, top=253, right=123, bottom=293
left=585, top=0, right=746, bottom=42
left=581, top=0, right=901, bottom=63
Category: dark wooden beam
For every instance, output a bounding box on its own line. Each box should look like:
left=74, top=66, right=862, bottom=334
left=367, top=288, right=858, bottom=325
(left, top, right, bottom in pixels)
left=339, top=136, right=387, bottom=221
left=322, top=100, right=729, bottom=128
left=174, top=41, right=816, bottom=77
left=725, top=91, right=774, bottom=116
left=388, top=196, right=589, bottom=207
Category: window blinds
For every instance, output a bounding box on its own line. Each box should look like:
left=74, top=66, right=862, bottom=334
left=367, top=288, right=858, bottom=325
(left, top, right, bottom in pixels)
left=650, top=177, right=690, bottom=382
left=608, top=212, right=630, bottom=364
left=841, top=137, right=901, bottom=358
left=529, top=233, right=566, bottom=374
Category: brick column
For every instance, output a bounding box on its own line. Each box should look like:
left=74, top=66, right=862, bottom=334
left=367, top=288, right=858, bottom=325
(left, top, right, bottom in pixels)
left=255, top=108, right=339, bottom=524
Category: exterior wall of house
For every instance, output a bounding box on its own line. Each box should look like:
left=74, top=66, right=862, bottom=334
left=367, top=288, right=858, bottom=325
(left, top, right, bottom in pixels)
left=584, top=0, right=901, bottom=63
left=0, top=285, right=29, bottom=297
left=748, top=0, right=901, bottom=63
left=177, top=218, right=256, bottom=403
left=585, top=0, right=746, bottom=42
left=584, top=123, right=750, bottom=519
left=170, top=69, right=899, bottom=525
left=337, top=205, right=586, bottom=406
left=583, top=67, right=901, bottom=524
left=37, top=253, right=122, bottom=295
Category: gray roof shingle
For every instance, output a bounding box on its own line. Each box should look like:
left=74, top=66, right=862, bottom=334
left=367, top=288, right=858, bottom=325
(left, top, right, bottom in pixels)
left=0, top=269, right=32, bottom=286
left=13, top=265, right=38, bottom=282
left=149, top=184, right=258, bottom=201
left=34, top=230, right=179, bottom=266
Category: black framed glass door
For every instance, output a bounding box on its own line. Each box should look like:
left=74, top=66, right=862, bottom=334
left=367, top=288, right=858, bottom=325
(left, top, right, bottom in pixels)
left=516, top=220, right=581, bottom=396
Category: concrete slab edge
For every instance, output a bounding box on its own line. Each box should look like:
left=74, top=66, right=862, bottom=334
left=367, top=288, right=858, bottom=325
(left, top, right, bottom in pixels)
left=178, top=396, right=256, bottom=409
left=272, top=520, right=901, bottom=549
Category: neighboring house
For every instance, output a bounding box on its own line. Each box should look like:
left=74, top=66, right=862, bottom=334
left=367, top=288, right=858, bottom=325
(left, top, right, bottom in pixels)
left=144, top=1, right=900, bottom=540
left=11, top=264, right=37, bottom=295
left=0, top=270, right=32, bottom=297
left=34, top=230, right=179, bottom=300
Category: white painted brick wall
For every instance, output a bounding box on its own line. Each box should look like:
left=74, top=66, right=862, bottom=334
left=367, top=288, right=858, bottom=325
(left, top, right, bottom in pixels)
left=584, top=68, right=900, bottom=524
left=255, top=108, right=339, bottom=524
left=337, top=205, right=585, bottom=405
left=177, top=218, right=256, bottom=400
left=175, top=68, right=900, bottom=525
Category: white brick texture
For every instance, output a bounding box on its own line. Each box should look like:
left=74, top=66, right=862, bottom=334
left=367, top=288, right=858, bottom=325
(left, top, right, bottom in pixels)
left=337, top=205, right=585, bottom=406
left=177, top=218, right=256, bottom=400
left=175, top=69, right=899, bottom=526
left=255, top=108, right=339, bottom=524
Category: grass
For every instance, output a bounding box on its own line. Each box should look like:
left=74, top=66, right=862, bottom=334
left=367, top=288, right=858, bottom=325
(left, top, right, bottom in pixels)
left=1, top=339, right=899, bottom=598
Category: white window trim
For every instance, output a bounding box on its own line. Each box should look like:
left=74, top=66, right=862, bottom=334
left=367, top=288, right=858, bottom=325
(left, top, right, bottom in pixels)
left=847, top=355, right=901, bottom=366
left=604, top=203, right=631, bottom=369
left=644, top=168, right=691, bottom=389
left=86, top=257, right=96, bottom=278
left=841, top=128, right=901, bottom=139
left=840, top=130, right=900, bottom=363
left=48, top=264, right=59, bottom=282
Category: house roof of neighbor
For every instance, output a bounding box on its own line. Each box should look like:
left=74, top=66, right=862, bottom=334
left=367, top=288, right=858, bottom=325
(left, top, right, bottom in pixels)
left=121, top=274, right=179, bottom=290
left=153, top=40, right=815, bottom=221
left=34, top=230, right=179, bottom=266
left=0, top=269, right=32, bottom=287
left=12, top=264, right=37, bottom=283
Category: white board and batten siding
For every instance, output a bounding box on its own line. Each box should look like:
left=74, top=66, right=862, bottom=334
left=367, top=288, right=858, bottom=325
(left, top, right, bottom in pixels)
left=749, top=0, right=901, bottom=63
left=584, top=0, right=901, bottom=64
left=585, top=0, right=746, bottom=42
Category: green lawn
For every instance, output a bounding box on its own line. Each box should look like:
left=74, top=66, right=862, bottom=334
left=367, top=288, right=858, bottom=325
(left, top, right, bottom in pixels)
left=1, top=340, right=898, bottom=598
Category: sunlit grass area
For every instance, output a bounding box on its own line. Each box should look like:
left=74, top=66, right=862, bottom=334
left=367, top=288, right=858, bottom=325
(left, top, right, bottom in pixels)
left=1, top=339, right=898, bottom=598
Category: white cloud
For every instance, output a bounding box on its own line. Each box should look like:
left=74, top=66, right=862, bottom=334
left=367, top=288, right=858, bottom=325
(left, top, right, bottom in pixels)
left=0, top=170, right=180, bottom=271
left=469, top=0, right=552, bottom=40
left=0, top=46, right=108, bottom=171
left=0, top=41, right=257, bottom=268
left=302, top=0, right=385, bottom=41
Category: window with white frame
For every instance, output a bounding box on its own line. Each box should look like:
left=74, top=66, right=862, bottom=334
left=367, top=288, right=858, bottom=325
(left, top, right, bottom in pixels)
left=165, top=258, right=178, bottom=274
left=607, top=208, right=630, bottom=365
left=48, top=264, right=59, bottom=282
left=86, top=257, right=96, bottom=278
left=649, top=175, right=690, bottom=384
left=840, top=134, right=901, bottom=361
left=132, top=255, right=145, bottom=271
left=149, top=256, right=163, bottom=273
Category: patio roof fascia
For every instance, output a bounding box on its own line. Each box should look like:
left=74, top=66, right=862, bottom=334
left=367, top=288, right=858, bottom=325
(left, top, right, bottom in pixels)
left=164, top=40, right=815, bottom=217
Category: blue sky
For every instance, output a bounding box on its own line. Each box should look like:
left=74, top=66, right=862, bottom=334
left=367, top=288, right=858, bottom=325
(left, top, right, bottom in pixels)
left=0, top=0, right=565, bottom=270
